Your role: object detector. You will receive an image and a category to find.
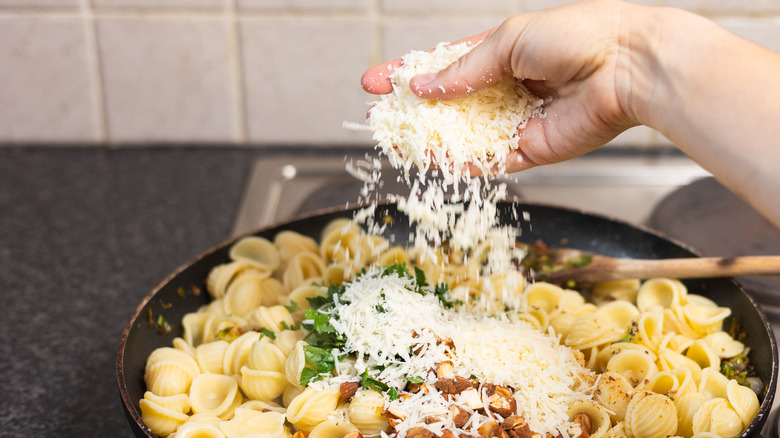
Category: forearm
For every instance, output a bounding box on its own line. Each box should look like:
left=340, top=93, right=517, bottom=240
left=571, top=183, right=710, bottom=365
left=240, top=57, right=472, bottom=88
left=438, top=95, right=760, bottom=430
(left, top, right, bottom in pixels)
left=623, top=4, right=780, bottom=227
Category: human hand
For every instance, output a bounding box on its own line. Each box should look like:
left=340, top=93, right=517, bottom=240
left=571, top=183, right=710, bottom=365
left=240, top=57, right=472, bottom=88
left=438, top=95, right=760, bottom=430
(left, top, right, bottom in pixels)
left=362, top=0, right=643, bottom=174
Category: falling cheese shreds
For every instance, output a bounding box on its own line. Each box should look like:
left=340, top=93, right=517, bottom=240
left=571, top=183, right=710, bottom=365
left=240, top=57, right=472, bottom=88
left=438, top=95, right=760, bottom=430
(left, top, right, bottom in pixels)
left=323, top=267, right=595, bottom=437
left=363, top=41, right=544, bottom=178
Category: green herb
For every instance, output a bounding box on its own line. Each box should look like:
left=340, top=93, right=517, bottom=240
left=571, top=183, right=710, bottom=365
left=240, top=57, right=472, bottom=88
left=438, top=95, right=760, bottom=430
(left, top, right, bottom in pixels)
left=280, top=321, right=300, bottom=331
left=260, top=327, right=277, bottom=340
left=149, top=312, right=172, bottom=335
left=299, top=345, right=337, bottom=386
left=613, top=321, right=638, bottom=344
left=434, top=283, right=457, bottom=308
left=720, top=352, right=753, bottom=386
left=216, top=326, right=238, bottom=342
left=406, top=376, right=424, bottom=384
left=569, top=254, right=592, bottom=268
left=283, top=300, right=299, bottom=314
left=360, top=369, right=390, bottom=393
left=382, top=262, right=411, bottom=279
left=388, top=387, right=399, bottom=401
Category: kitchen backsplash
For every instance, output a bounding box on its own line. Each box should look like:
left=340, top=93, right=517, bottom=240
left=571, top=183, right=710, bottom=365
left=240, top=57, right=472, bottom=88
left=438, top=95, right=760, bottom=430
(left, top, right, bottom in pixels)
left=0, top=0, right=778, bottom=146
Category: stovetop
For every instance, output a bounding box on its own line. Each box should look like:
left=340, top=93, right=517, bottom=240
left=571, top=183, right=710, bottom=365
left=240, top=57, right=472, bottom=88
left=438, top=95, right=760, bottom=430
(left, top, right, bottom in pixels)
left=233, top=148, right=710, bottom=235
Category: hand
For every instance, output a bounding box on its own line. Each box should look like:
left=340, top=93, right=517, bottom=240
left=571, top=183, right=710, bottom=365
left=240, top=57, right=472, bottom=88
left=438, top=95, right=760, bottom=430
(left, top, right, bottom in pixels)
left=361, top=0, right=641, bottom=174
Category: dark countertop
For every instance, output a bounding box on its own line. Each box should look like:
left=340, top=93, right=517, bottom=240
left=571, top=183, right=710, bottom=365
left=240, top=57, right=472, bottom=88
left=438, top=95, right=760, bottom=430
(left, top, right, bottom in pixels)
left=0, top=146, right=362, bottom=437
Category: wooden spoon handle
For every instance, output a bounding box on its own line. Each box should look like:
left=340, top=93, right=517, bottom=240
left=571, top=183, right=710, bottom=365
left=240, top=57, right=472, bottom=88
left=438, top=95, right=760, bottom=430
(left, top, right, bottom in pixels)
left=551, top=255, right=780, bottom=283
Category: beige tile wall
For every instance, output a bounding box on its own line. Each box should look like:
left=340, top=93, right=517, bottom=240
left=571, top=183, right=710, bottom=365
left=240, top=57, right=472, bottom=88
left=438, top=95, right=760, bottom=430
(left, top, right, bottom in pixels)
left=0, top=0, right=778, bottom=146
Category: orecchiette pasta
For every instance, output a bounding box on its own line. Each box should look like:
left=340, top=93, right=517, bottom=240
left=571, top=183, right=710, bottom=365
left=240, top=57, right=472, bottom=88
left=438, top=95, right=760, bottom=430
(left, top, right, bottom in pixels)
left=141, top=229, right=761, bottom=438
left=347, top=390, right=390, bottom=436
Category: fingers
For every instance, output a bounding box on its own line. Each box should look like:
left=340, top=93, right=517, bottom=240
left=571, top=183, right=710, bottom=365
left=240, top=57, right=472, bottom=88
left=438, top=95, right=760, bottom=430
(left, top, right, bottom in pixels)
left=361, top=59, right=402, bottom=94
left=361, top=28, right=497, bottom=97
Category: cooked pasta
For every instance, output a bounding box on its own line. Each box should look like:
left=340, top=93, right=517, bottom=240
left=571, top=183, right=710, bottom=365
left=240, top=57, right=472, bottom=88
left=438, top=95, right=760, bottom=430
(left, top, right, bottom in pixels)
left=141, top=229, right=761, bottom=438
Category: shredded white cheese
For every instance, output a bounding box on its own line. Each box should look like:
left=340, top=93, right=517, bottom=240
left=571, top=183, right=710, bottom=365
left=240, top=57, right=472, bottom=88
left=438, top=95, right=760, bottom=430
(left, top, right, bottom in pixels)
left=355, top=41, right=544, bottom=178
left=322, top=268, right=594, bottom=436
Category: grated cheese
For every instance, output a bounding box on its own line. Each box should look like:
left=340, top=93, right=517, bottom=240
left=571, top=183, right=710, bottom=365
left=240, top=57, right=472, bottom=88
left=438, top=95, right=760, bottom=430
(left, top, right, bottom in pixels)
left=355, top=41, right=544, bottom=178
left=321, top=268, right=595, bottom=437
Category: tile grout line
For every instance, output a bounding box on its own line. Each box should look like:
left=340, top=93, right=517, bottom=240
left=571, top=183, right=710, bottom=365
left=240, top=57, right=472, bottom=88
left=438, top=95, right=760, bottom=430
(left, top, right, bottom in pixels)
left=227, top=0, right=247, bottom=144
left=80, top=0, right=109, bottom=144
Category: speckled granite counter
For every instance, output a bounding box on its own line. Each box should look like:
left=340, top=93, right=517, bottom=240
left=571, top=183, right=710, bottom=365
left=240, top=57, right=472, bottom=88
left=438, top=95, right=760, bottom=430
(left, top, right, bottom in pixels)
left=0, top=146, right=361, bottom=437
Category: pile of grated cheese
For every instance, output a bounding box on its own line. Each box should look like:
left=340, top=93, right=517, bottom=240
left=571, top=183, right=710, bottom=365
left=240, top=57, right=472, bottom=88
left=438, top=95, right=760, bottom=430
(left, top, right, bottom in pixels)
left=364, top=41, right=545, bottom=178
left=316, top=268, right=594, bottom=437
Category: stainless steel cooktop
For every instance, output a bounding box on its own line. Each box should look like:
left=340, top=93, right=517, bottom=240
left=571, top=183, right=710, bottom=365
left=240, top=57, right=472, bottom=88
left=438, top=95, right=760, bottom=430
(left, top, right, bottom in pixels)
left=233, top=148, right=710, bottom=235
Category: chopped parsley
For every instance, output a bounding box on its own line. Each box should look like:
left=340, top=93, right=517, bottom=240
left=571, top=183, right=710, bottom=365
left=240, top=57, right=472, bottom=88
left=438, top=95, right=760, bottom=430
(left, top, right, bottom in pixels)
left=259, top=327, right=276, bottom=340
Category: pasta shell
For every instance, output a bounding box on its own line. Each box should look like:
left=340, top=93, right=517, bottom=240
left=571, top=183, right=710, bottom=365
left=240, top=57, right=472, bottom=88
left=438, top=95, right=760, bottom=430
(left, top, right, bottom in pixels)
left=524, top=282, right=563, bottom=315
left=274, top=230, right=319, bottom=263
left=274, top=329, right=305, bottom=357
left=286, top=386, right=342, bottom=432
left=143, top=391, right=191, bottom=414
left=683, top=302, right=731, bottom=336
left=221, top=274, right=264, bottom=317
left=239, top=367, right=288, bottom=402
left=567, top=399, right=611, bottom=437
left=176, top=421, right=226, bottom=438
left=283, top=252, right=327, bottom=291
left=702, top=331, right=745, bottom=358
left=377, top=245, right=410, bottom=267
left=657, top=348, right=702, bottom=383
left=632, top=306, right=664, bottom=351
left=727, top=379, right=760, bottom=428
left=670, top=366, right=697, bottom=404
left=139, top=397, right=189, bottom=437
left=247, top=341, right=286, bottom=373
left=239, top=399, right=286, bottom=414
left=676, top=392, right=706, bottom=437
left=196, top=340, right=229, bottom=375
left=692, top=398, right=742, bottom=438
left=593, top=371, right=634, bottom=423
left=348, top=390, right=390, bottom=436
left=697, top=368, right=730, bottom=400
left=594, top=343, right=655, bottom=374
left=285, top=284, right=328, bottom=318
left=685, top=340, right=721, bottom=371
left=638, top=370, right=678, bottom=397
left=596, top=300, right=640, bottom=329
left=229, top=236, right=281, bottom=271
left=323, top=262, right=355, bottom=286
left=308, top=419, right=360, bottom=438
left=222, top=331, right=263, bottom=376
left=636, top=278, right=686, bottom=312
left=219, top=408, right=289, bottom=438
left=189, top=373, right=242, bottom=420
left=606, top=349, right=658, bottom=388
left=183, top=312, right=216, bottom=347
left=248, top=305, right=295, bottom=334
left=285, top=340, right=306, bottom=388
left=207, top=261, right=267, bottom=299
left=624, top=391, right=678, bottom=438
left=145, top=361, right=198, bottom=397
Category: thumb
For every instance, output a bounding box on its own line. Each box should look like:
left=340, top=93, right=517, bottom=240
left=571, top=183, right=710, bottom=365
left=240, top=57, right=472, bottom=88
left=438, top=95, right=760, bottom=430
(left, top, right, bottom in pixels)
left=408, top=25, right=519, bottom=100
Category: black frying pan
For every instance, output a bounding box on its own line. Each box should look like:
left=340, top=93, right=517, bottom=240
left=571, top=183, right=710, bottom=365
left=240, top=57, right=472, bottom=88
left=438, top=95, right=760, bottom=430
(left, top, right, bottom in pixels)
left=117, top=202, right=778, bottom=438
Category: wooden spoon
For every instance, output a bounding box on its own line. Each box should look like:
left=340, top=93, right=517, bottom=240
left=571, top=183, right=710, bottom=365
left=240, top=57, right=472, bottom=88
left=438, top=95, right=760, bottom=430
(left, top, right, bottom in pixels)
left=520, top=242, right=780, bottom=285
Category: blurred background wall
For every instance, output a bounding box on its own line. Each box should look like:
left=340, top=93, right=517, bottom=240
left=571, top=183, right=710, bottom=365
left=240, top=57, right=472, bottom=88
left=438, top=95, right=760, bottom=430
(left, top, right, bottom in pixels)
left=0, top=0, right=778, bottom=147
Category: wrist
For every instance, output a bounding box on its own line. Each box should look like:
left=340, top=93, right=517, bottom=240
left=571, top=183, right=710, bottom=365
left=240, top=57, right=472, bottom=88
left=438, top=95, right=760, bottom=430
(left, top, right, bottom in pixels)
left=614, top=4, right=709, bottom=130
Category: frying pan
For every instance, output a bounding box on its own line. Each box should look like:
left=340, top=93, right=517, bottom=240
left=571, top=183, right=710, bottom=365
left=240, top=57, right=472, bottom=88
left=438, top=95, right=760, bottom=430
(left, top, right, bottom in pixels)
left=117, top=202, right=778, bottom=438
